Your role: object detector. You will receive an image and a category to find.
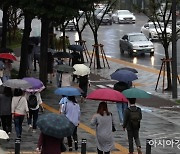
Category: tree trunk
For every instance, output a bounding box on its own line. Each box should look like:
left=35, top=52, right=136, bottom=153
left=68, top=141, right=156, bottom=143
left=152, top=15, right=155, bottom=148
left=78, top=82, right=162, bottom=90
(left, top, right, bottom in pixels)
left=93, top=30, right=101, bottom=69
left=1, top=5, right=9, bottom=48
left=39, top=18, right=49, bottom=86
left=62, top=29, right=66, bottom=52
left=164, top=46, right=172, bottom=90
left=18, top=14, right=32, bottom=78
left=48, top=25, right=54, bottom=49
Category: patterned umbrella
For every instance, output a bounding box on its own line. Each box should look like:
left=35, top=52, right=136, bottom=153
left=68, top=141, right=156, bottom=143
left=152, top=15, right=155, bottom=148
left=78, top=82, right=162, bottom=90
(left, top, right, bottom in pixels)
left=37, top=113, right=75, bottom=139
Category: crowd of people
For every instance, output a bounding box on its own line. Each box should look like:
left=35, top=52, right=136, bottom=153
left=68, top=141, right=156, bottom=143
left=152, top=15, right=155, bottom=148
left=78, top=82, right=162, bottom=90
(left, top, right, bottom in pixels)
left=0, top=40, right=143, bottom=154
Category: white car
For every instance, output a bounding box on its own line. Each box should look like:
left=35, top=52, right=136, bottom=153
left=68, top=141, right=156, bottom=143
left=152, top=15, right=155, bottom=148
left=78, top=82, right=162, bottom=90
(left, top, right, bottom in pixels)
left=141, top=22, right=172, bottom=40
left=112, top=10, right=136, bottom=24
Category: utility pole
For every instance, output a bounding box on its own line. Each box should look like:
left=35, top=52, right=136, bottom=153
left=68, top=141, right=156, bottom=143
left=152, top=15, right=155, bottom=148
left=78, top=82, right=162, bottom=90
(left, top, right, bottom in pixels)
left=172, top=0, right=178, bottom=98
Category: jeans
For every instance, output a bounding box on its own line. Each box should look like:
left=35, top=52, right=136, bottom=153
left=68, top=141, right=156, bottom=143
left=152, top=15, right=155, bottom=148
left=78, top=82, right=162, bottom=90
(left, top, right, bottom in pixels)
left=0, top=115, right=12, bottom=133
left=14, top=115, right=24, bottom=138
left=127, top=129, right=141, bottom=153
left=97, top=148, right=110, bottom=154
left=116, top=103, right=128, bottom=123
left=67, top=126, right=78, bottom=147
left=27, top=108, right=39, bottom=129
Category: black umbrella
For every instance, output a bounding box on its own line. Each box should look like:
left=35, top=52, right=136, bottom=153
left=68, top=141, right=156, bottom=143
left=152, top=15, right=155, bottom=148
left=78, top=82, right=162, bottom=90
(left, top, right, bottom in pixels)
left=53, top=52, right=73, bottom=58
left=116, top=67, right=138, bottom=73
left=68, top=44, right=83, bottom=52
left=0, top=48, right=14, bottom=53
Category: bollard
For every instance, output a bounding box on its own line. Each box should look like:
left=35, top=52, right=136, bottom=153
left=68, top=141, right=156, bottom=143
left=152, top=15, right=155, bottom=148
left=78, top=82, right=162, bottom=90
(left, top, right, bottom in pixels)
left=15, top=138, right=21, bottom=154
left=81, top=138, right=87, bottom=154
left=146, top=139, right=152, bottom=154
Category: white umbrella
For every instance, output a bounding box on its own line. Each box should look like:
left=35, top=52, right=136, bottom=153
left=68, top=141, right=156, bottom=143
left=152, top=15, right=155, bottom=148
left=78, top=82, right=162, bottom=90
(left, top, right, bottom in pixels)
left=0, top=130, right=9, bottom=139
left=3, top=79, right=32, bottom=89
left=73, top=64, right=90, bottom=76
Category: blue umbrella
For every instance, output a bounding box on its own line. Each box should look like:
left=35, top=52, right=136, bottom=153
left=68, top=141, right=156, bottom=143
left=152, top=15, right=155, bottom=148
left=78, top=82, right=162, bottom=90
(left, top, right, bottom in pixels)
left=54, top=86, right=82, bottom=96
left=68, top=44, right=83, bottom=52
left=37, top=113, right=75, bottom=139
left=110, top=70, right=138, bottom=83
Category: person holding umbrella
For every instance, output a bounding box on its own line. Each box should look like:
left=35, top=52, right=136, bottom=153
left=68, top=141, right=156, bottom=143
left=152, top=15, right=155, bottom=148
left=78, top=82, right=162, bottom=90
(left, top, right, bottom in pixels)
left=91, top=101, right=114, bottom=154
left=61, top=96, right=80, bottom=151
left=36, top=132, right=63, bottom=154
left=11, top=88, right=29, bottom=138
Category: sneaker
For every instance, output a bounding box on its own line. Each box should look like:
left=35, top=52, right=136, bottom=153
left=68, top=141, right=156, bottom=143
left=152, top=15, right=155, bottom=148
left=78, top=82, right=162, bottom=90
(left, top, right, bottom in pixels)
left=32, top=129, right=36, bottom=133
left=69, top=147, right=72, bottom=151
left=74, top=141, right=78, bottom=150
left=28, top=125, right=32, bottom=131
left=137, top=147, right=142, bottom=154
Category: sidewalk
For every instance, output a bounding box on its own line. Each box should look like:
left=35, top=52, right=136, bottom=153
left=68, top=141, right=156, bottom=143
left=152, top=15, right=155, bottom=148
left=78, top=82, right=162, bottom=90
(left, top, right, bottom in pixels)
left=1, top=50, right=180, bottom=154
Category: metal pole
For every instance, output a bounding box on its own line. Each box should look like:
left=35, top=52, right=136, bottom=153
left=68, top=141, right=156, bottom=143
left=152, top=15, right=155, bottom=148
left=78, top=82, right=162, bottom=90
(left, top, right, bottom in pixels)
left=81, top=138, right=87, bottom=154
left=15, top=138, right=21, bottom=154
left=172, top=0, right=178, bottom=98
left=146, top=139, right=151, bottom=154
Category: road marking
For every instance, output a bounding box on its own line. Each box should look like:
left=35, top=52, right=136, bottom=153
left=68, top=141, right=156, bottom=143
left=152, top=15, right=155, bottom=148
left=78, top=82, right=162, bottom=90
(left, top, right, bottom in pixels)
left=42, top=103, right=129, bottom=153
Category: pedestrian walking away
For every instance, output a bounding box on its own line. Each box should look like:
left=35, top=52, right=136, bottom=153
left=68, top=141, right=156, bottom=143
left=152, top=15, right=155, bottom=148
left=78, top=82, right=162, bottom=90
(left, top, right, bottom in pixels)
left=11, top=89, right=29, bottom=138
left=91, top=101, right=114, bottom=154
left=47, top=52, right=54, bottom=84
left=79, top=75, right=90, bottom=103
left=36, top=132, right=63, bottom=154
left=25, top=91, right=44, bottom=132
left=123, top=98, right=142, bottom=154
left=113, top=81, right=130, bottom=125
left=2, top=60, right=12, bottom=82
left=61, top=96, right=80, bottom=151
left=0, top=87, right=13, bottom=135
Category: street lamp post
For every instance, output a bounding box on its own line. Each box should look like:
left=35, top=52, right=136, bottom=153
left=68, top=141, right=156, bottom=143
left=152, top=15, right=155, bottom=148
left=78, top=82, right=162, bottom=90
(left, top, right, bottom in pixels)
left=172, top=0, right=178, bottom=98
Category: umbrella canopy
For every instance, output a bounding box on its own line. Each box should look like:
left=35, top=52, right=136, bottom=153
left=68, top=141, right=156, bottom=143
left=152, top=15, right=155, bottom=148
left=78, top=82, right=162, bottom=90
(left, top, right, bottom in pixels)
left=54, top=64, right=75, bottom=73
left=113, top=81, right=129, bottom=92
left=37, top=113, right=75, bottom=139
left=0, top=53, right=16, bottom=61
left=0, top=48, right=14, bottom=53
left=122, top=87, right=151, bottom=98
left=53, top=52, right=73, bottom=58
left=23, top=77, right=45, bottom=92
left=0, top=129, right=9, bottom=139
left=73, top=64, right=90, bottom=76
left=54, top=86, right=82, bottom=96
left=3, top=79, right=32, bottom=89
left=0, top=61, right=5, bottom=69
left=86, top=88, right=128, bottom=102
left=68, top=44, right=83, bottom=52
left=110, top=70, right=138, bottom=83
left=116, top=67, right=138, bottom=73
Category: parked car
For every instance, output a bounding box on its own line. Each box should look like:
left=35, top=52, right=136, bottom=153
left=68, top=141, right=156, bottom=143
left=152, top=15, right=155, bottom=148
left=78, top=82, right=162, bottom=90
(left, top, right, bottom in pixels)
left=112, top=10, right=136, bottom=24
left=96, top=13, right=112, bottom=25
left=141, top=22, right=172, bottom=40
left=119, top=33, right=154, bottom=57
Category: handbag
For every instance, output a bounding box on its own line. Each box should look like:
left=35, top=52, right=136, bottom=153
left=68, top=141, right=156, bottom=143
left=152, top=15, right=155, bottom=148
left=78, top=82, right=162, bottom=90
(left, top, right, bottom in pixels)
left=60, top=142, right=66, bottom=152
left=111, top=113, right=116, bottom=132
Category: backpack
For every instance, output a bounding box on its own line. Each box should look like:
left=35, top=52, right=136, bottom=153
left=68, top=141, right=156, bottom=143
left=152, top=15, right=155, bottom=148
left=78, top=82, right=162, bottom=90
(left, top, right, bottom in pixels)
left=28, top=94, right=38, bottom=108
left=128, top=107, right=141, bottom=129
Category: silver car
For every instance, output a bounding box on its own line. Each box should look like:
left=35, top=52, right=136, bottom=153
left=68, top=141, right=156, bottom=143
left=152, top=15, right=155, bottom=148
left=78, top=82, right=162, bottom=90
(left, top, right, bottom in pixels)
left=119, top=33, right=154, bottom=57
left=112, top=10, right=136, bottom=24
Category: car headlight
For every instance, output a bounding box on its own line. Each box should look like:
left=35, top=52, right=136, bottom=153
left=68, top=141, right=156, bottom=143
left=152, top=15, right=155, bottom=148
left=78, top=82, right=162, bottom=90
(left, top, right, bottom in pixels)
left=133, top=49, right=137, bottom=53
left=151, top=48, right=154, bottom=52
left=151, top=31, right=157, bottom=35
left=119, top=17, right=124, bottom=20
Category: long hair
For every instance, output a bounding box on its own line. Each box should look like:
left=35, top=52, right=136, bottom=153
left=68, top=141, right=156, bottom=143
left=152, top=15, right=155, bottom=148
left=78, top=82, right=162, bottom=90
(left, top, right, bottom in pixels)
left=14, top=88, right=23, bottom=96
left=68, top=96, right=77, bottom=104
left=97, top=102, right=110, bottom=116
